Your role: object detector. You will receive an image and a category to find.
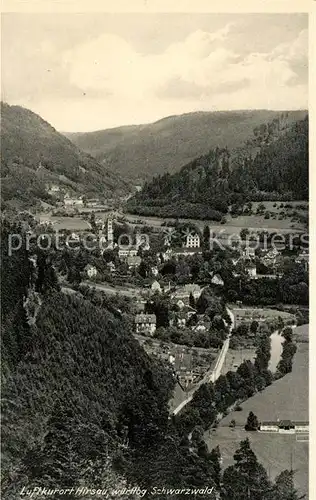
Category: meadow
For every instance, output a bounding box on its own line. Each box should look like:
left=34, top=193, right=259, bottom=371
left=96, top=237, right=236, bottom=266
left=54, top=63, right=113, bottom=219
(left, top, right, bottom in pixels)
left=205, top=330, right=309, bottom=497
left=124, top=199, right=307, bottom=235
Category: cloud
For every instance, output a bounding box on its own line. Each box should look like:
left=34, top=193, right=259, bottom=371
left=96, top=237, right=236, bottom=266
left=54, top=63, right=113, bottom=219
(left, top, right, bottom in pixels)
left=62, top=24, right=237, bottom=99
left=272, top=28, right=307, bottom=63
left=157, top=76, right=250, bottom=99
left=62, top=24, right=307, bottom=110
left=5, top=22, right=306, bottom=131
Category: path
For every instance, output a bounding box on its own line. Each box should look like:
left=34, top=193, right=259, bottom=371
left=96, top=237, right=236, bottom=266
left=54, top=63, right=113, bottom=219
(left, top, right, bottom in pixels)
left=171, top=307, right=235, bottom=415
left=82, top=281, right=143, bottom=298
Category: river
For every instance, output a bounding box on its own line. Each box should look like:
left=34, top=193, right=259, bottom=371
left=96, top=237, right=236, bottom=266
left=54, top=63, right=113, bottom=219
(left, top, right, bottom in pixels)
left=269, top=331, right=284, bottom=372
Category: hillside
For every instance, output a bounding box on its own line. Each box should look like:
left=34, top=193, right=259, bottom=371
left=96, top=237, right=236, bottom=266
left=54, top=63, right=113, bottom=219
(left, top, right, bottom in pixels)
left=0, top=222, right=218, bottom=498
left=0, top=102, right=130, bottom=209
left=1, top=220, right=306, bottom=499
left=127, top=115, right=308, bottom=220
left=66, top=110, right=307, bottom=183
left=0, top=221, right=172, bottom=496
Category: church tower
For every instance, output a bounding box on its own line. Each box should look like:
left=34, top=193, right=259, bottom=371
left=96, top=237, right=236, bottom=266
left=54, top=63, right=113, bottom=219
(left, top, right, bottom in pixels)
left=107, top=215, right=114, bottom=249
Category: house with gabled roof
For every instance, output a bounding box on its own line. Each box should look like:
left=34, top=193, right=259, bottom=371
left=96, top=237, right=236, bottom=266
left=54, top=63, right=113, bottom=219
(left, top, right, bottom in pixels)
left=135, top=314, right=157, bottom=336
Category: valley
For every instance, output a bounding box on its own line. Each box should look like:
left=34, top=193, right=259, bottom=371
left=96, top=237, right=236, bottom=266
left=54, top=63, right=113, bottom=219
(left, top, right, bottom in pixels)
left=1, top=11, right=310, bottom=500
left=204, top=326, right=309, bottom=497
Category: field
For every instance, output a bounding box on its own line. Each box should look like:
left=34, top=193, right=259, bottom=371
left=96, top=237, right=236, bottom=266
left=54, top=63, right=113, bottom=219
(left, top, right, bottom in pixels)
left=205, top=328, right=309, bottom=497
left=205, top=428, right=308, bottom=496
left=37, top=213, right=92, bottom=231
left=294, top=324, right=309, bottom=342
left=84, top=281, right=143, bottom=298
left=221, top=348, right=256, bottom=375
left=134, top=335, right=218, bottom=412
left=230, top=306, right=296, bottom=328
left=124, top=199, right=307, bottom=235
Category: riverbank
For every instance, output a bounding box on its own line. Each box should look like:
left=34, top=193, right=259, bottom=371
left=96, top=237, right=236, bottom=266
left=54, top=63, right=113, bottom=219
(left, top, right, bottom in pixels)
left=204, top=325, right=308, bottom=497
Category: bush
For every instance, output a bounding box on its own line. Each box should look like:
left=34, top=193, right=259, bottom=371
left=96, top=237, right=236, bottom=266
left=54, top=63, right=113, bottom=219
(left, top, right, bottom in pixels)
left=245, top=411, right=259, bottom=431
left=264, top=212, right=270, bottom=219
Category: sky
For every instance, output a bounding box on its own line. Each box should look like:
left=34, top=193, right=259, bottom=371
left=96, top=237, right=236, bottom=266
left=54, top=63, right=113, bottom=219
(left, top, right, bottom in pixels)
left=1, top=13, right=308, bottom=131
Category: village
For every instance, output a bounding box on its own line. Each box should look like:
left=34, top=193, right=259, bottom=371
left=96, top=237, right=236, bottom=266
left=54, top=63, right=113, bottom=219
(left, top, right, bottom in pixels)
left=1, top=11, right=310, bottom=499
left=19, top=192, right=308, bottom=404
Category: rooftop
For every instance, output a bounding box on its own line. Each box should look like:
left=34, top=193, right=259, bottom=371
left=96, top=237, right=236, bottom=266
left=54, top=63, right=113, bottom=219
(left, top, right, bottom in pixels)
left=261, top=420, right=309, bottom=426
left=173, top=247, right=202, bottom=254
left=135, top=314, right=157, bottom=324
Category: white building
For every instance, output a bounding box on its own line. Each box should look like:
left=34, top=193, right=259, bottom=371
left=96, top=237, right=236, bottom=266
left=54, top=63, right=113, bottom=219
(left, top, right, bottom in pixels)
left=169, top=354, right=176, bottom=365
left=64, top=193, right=84, bottom=207
left=259, top=420, right=309, bottom=434
left=245, top=263, right=257, bottom=278
left=46, top=183, right=60, bottom=195
left=172, top=284, right=201, bottom=301
left=294, top=421, right=309, bottom=433
left=85, top=264, right=98, bottom=278
left=118, top=247, right=138, bottom=259
left=211, top=274, right=224, bottom=286
left=127, top=255, right=141, bottom=269
left=185, top=232, right=200, bottom=248
left=183, top=284, right=202, bottom=299
left=107, top=261, right=116, bottom=273
left=159, top=248, right=173, bottom=262
left=135, top=314, right=157, bottom=336
left=106, top=216, right=114, bottom=249
left=135, top=232, right=150, bottom=251
left=259, top=422, right=279, bottom=432
left=295, top=251, right=309, bottom=271
left=151, top=280, right=162, bottom=293
left=243, top=246, right=256, bottom=259
left=151, top=266, right=159, bottom=277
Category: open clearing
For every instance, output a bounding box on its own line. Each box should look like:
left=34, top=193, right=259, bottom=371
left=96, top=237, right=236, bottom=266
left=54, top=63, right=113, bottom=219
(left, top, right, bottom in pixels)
left=205, top=427, right=308, bottom=497
left=221, top=348, right=256, bottom=375
left=230, top=306, right=296, bottom=327
left=123, top=202, right=307, bottom=235
left=38, top=214, right=92, bottom=231
left=205, top=325, right=308, bottom=497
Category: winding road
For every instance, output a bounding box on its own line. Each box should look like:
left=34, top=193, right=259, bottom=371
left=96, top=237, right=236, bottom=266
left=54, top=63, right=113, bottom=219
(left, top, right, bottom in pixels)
left=171, top=307, right=235, bottom=416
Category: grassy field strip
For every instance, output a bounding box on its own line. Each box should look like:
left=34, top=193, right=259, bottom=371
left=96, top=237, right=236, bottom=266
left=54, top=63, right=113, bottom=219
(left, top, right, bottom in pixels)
left=205, top=325, right=308, bottom=497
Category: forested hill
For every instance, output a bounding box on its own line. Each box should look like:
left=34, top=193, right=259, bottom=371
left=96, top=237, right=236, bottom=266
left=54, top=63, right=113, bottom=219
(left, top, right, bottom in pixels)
left=1, top=221, right=306, bottom=499
left=66, top=109, right=307, bottom=183
left=0, top=102, right=130, bottom=208
left=127, top=115, right=308, bottom=220
left=1, top=221, right=173, bottom=496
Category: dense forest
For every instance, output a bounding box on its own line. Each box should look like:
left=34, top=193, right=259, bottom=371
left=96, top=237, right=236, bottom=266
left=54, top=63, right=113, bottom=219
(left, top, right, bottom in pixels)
left=67, top=109, right=306, bottom=183
left=0, top=102, right=130, bottom=209
left=128, top=115, right=308, bottom=219
left=1, top=222, right=305, bottom=499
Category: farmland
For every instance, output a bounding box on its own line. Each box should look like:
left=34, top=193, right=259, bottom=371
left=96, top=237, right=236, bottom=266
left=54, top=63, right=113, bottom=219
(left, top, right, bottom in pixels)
left=230, top=306, right=296, bottom=328
left=221, top=348, right=256, bottom=375
left=123, top=199, right=307, bottom=235
left=205, top=326, right=309, bottom=497
left=206, top=427, right=308, bottom=497
left=37, top=214, right=92, bottom=231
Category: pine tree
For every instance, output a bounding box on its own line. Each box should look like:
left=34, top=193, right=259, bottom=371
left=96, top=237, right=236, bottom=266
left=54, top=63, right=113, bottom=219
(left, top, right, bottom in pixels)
left=222, top=438, right=272, bottom=500
left=272, top=470, right=303, bottom=500
left=203, top=225, right=211, bottom=250
left=189, top=292, right=196, bottom=309
left=209, top=445, right=221, bottom=488
left=245, top=411, right=259, bottom=431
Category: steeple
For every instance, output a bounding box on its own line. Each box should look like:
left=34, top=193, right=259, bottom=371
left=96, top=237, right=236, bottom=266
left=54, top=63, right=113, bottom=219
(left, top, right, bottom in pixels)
left=107, top=214, right=114, bottom=249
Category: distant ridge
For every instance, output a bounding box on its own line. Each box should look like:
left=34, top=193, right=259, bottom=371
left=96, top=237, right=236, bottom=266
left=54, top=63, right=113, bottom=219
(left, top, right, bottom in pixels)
left=65, top=109, right=307, bottom=183
left=127, top=114, right=308, bottom=220
left=1, top=102, right=130, bottom=208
